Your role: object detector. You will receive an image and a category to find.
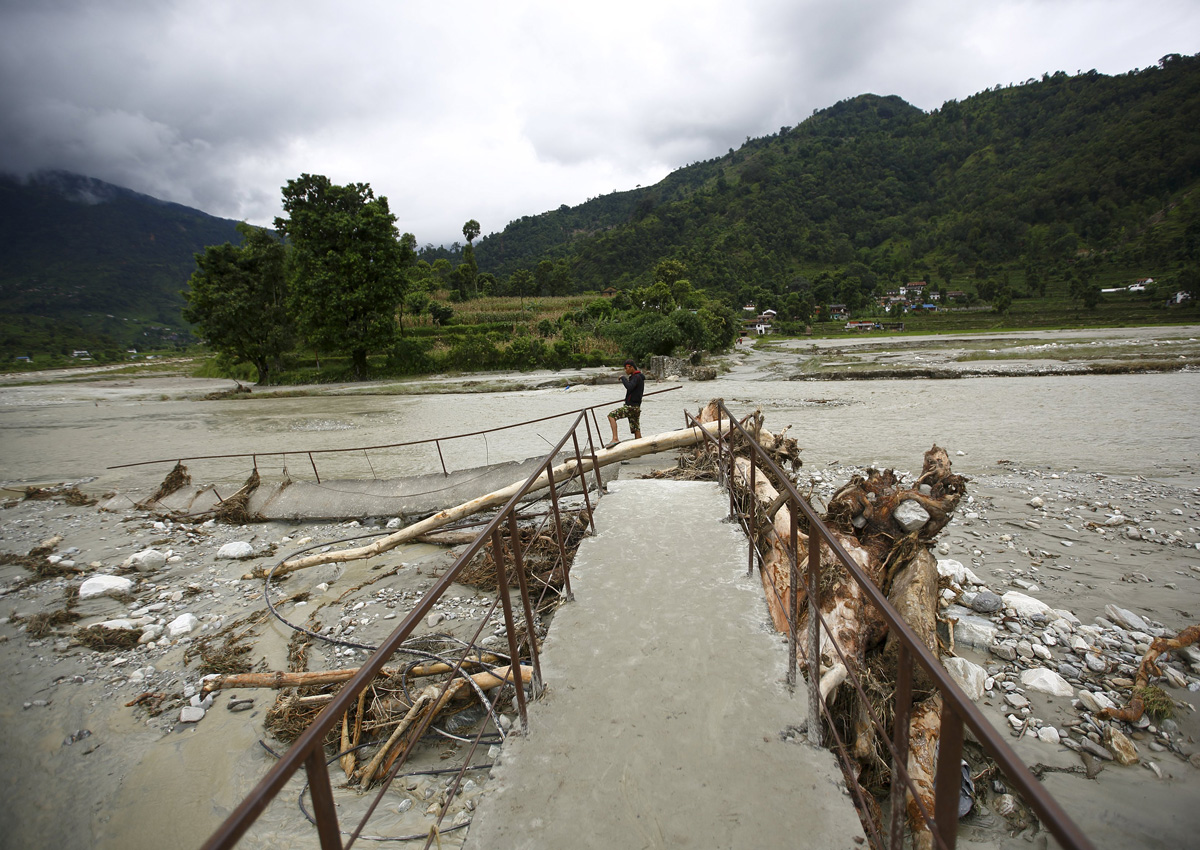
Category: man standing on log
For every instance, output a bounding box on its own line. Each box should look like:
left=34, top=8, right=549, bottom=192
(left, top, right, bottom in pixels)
left=606, top=359, right=644, bottom=449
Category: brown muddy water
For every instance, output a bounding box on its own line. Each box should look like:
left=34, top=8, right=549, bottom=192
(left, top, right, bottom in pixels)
left=1, top=327, right=1198, bottom=850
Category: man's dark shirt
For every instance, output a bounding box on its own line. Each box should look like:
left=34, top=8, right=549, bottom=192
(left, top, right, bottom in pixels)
left=621, top=370, right=645, bottom=406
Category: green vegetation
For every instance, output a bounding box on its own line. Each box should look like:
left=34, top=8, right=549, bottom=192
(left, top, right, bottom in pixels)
left=0, top=171, right=238, bottom=359
left=5, top=56, right=1200, bottom=375
left=474, top=54, right=1200, bottom=320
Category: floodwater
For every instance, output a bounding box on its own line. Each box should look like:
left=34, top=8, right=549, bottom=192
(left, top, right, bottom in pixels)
left=1, top=328, right=1199, bottom=850
left=1, top=359, right=1197, bottom=495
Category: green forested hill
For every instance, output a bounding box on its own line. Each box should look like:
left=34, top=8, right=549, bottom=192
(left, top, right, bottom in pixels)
left=0, top=172, right=240, bottom=358
left=475, top=55, right=1200, bottom=303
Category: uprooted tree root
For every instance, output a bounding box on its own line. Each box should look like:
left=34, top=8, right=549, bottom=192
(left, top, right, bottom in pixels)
left=1102, top=623, right=1200, bottom=723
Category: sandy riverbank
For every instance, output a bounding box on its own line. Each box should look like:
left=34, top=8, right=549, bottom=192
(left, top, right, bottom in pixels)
left=1, top=327, right=1198, bottom=849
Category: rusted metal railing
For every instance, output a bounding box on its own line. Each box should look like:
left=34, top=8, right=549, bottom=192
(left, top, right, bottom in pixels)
left=685, top=402, right=1094, bottom=850
left=199, top=410, right=602, bottom=850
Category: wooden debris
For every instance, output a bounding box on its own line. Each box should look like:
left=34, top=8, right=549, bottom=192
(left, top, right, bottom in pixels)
left=1102, top=623, right=1200, bottom=722
left=269, top=419, right=732, bottom=577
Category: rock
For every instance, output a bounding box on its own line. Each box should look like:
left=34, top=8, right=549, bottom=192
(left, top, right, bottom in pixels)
left=893, top=500, right=931, bottom=532
left=138, top=624, right=164, bottom=644
left=386, top=517, right=403, bottom=529
left=1038, top=726, right=1061, bottom=744
left=1021, top=668, right=1074, bottom=698
left=992, top=642, right=1018, bottom=662
left=78, top=575, right=134, bottom=600
left=1105, top=605, right=1150, bottom=632
left=1105, top=727, right=1140, bottom=765
left=1016, top=640, right=1035, bottom=659
left=123, top=548, right=167, bottom=573
left=1084, top=653, right=1109, bottom=674
left=179, top=706, right=206, bottom=723
left=1003, top=591, right=1055, bottom=620
left=228, top=698, right=254, bottom=713
left=1005, top=693, right=1030, bottom=710
left=1028, top=497, right=1044, bottom=508
left=427, top=612, right=445, bottom=627
left=937, top=559, right=969, bottom=585
left=1077, top=689, right=1116, bottom=713
left=944, top=657, right=987, bottom=701
left=167, top=613, right=200, bottom=638
left=217, top=541, right=255, bottom=560
left=1032, top=644, right=1053, bottom=661
left=1079, top=737, right=1114, bottom=760
left=98, top=618, right=136, bottom=630
left=970, top=590, right=1003, bottom=614
left=954, top=614, right=999, bottom=649
left=1164, top=666, right=1188, bottom=689
left=1058, top=662, right=1081, bottom=680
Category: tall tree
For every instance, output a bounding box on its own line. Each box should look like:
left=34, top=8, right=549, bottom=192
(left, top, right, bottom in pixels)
left=183, top=222, right=292, bottom=384
left=276, top=175, right=413, bottom=379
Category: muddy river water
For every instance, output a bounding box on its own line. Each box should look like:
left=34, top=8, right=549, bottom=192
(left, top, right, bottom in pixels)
left=1, top=326, right=1198, bottom=850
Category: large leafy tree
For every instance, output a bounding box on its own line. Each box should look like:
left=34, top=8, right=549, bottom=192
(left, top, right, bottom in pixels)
left=276, top=175, right=414, bottom=379
left=183, top=222, right=292, bottom=384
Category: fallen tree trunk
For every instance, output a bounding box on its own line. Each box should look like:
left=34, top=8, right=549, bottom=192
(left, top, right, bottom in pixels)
left=267, top=420, right=732, bottom=577
left=202, top=653, right=502, bottom=693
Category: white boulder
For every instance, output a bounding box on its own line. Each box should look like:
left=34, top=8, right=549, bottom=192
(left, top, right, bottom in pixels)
left=1020, top=667, right=1074, bottom=698
left=943, top=657, right=987, bottom=701
left=79, top=575, right=134, bottom=600
left=123, top=548, right=167, bottom=573
left=217, top=541, right=255, bottom=560
left=1002, top=591, right=1057, bottom=620
left=167, top=613, right=200, bottom=638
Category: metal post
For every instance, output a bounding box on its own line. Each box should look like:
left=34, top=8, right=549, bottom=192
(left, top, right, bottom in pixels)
left=435, top=440, right=448, bottom=476
left=579, top=418, right=604, bottom=506
left=491, top=527, right=529, bottom=731
left=545, top=463, right=574, bottom=601
left=570, top=431, right=597, bottom=534
left=507, top=513, right=543, bottom=696
left=747, top=458, right=756, bottom=576
left=305, top=748, right=343, bottom=850
left=308, top=452, right=321, bottom=484
left=787, top=502, right=798, bottom=689
left=807, top=533, right=823, bottom=747
left=934, top=704, right=965, bottom=850
left=889, top=644, right=914, bottom=850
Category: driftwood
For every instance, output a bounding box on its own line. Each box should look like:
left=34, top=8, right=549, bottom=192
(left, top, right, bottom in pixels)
left=357, top=664, right=533, bottom=787
left=201, top=653, right=501, bottom=694
left=267, top=420, right=731, bottom=577
left=1101, top=623, right=1200, bottom=722
left=905, top=694, right=943, bottom=850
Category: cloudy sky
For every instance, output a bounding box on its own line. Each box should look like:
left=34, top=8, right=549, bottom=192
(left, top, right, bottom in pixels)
left=1, top=1, right=1197, bottom=247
